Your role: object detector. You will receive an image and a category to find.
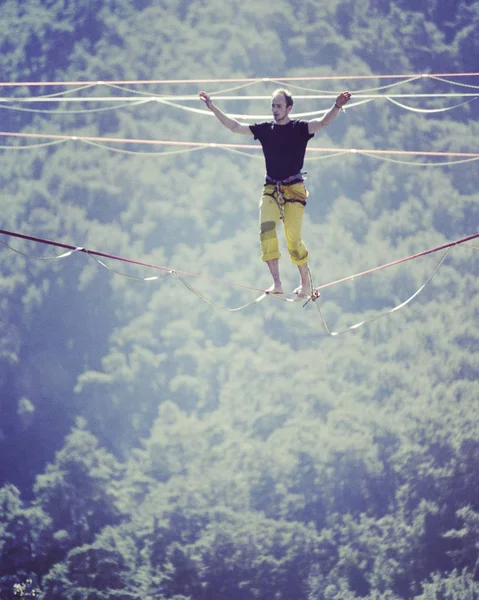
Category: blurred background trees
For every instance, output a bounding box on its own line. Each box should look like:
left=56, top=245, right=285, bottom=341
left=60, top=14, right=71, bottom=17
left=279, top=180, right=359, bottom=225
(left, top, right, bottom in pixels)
left=0, top=0, right=478, bottom=598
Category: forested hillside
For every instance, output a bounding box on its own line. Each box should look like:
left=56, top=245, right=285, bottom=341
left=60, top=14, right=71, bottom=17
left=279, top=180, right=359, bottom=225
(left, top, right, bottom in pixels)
left=0, top=0, right=478, bottom=598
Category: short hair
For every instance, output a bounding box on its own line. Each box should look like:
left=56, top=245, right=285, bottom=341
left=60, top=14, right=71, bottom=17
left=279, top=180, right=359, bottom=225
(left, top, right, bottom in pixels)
left=272, top=88, right=293, bottom=107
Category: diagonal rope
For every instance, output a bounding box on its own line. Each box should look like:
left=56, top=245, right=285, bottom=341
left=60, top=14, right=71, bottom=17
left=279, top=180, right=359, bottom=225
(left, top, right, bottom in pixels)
left=0, top=139, right=68, bottom=150
left=269, top=75, right=423, bottom=95
left=216, top=146, right=264, bottom=159
left=0, top=231, right=267, bottom=309
left=0, top=239, right=84, bottom=260
left=0, top=93, right=475, bottom=118
left=83, top=251, right=174, bottom=282
left=25, top=83, right=99, bottom=99
left=428, top=75, right=479, bottom=89
left=177, top=276, right=306, bottom=309
left=0, top=230, right=477, bottom=322
left=103, top=82, right=264, bottom=98
left=315, top=248, right=452, bottom=336
left=354, top=152, right=479, bottom=167
left=106, top=76, right=421, bottom=97
left=303, top=152, right=345, bottom=162
left=0, top=72, right=478, bottom=87
left=0, top=228, right=268, bottom=293
left=315, top=237, right=478, bottom=293
left=386, top=95, right=478, bottom=113
left=0, top=132, right=478, bottom=163
left=176, top=276, right=268, bottom=311
left=0, top=98, right=151, bottom=115
left=103, top=83, right=173, bottom=98
left=79, top=139, right=207, bottom=157
left=198, top=81, right=262, bottom=95
left=144, top=96, right=374, bottom=119
left=1, top=92, right=478, bottom=103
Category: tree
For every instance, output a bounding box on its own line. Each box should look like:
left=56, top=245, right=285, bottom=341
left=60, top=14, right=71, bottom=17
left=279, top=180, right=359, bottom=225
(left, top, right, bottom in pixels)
left=33, top=426, right=123, bottom=553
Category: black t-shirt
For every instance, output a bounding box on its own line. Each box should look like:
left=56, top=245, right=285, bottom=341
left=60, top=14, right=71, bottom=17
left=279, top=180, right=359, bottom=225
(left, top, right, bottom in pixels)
left=249, top=119, right=314, bottom=181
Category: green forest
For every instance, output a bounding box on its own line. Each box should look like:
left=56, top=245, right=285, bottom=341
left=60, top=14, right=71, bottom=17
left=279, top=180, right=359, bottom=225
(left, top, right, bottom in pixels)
left=0, top=0, right=478, bottom=598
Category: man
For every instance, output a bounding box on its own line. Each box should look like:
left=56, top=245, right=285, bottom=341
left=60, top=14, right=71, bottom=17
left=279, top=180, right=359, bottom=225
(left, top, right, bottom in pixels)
left=199, top=87, right=351, bottom=298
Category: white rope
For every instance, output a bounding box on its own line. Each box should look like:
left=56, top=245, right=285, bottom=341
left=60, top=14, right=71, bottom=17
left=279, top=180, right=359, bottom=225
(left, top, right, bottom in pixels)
left=428, top=75, right=479, bottom=89
left=268, top=75, right=423, bottom=94
left=21, top=83, right=99, bottom=99
left=0, top=139, right=68, bottom=150
left=316, top=248, right=452, bottom=336
left=217, top=146, right=264, bottom=159
left=0, top=240, right=84, bottom=260
left=80, top=139, right=207, bottom=157
left=84, top=251, right=174, bottom=282
left=386, top=95, right=477, bottom=113
left=0, top=92, right=477, bottom=103
left=355, top=152, right=479, bottom=167
left=152, top=96, right=374, bottom=119
left=0, top=98, right=151, bottom=115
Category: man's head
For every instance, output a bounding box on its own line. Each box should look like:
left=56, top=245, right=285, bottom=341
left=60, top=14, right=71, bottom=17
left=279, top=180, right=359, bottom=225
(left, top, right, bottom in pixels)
left=271, top=88, right=293, bottom=124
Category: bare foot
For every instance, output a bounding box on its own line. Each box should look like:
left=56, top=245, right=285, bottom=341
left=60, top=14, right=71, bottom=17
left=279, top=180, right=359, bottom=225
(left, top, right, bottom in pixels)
left=293, top=284, right=311, bottom=299
left=265, top=282, right=284, bottom=295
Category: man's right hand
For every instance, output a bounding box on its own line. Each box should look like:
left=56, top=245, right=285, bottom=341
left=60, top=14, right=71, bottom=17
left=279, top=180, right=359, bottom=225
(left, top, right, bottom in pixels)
left=198, top=91, right=252, bottom=135
left=199, top=91, right=213, bottom=110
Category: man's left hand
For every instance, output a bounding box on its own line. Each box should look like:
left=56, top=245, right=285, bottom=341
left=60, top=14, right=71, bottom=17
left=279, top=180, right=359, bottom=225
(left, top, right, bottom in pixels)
left=336, top=91, right=352, bottom=107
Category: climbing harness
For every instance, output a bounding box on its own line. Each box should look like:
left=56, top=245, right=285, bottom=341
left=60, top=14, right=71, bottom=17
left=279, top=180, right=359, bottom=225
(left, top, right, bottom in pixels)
left=264, top=172, right=308, bottom=220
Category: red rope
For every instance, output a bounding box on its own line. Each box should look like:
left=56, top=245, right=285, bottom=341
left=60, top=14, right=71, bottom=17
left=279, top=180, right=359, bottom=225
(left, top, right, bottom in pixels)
left=0, top=73, right=478, bottom=87
left=0, top=229, right=265, bottom=293
left=316, top=234, right=479, bottom=290
left=1, top=229, right=477, bottom=294
left=0, top=132, right=478, bottom=158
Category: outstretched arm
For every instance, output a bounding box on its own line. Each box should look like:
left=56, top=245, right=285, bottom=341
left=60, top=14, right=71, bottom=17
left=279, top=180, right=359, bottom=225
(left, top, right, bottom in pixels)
left=308, top=91, right=351, bottom=134
left=199, top=91, right=253, bottom=135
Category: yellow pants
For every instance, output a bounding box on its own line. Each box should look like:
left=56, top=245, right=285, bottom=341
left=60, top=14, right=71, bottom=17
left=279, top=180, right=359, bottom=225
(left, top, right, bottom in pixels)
left=259, top=183, right=309, bottom=265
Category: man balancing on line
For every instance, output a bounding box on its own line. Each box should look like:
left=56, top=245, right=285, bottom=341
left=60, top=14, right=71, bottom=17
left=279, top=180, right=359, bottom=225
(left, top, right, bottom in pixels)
left=199, top=87, right=351, bottom=299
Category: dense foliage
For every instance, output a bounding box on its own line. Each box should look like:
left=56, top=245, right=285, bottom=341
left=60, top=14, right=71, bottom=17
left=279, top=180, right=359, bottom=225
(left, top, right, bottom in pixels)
left=0, top=0, right=478, bottom=598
